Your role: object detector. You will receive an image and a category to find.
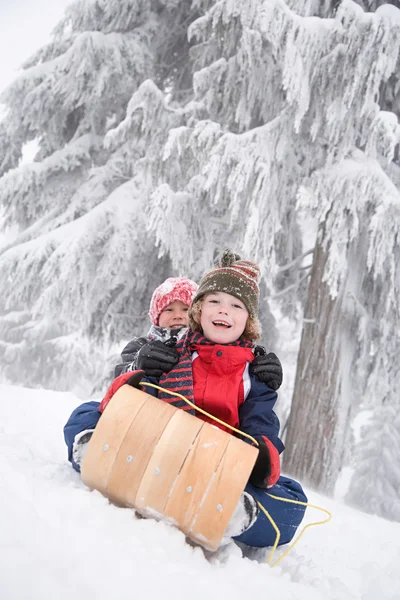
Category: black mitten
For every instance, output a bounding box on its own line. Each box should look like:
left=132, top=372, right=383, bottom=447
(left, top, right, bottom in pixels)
left=249, top=439, right=271, bottom=488
left=250, top=347, right=283, bottom=390
left=136, top=340, right=179, bottom=377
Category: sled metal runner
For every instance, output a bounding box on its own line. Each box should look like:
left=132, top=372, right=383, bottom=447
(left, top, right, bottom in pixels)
left=81, top=385, right=258, bottom=550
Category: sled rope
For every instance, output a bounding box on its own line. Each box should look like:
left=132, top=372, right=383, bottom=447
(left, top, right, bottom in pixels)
left=260, top=496, right=332, bottom=567
left=139, top=381, right=332, bottom=566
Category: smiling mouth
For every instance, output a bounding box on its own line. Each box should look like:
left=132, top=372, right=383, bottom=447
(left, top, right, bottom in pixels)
left=212, top=321, right=232, bottom=328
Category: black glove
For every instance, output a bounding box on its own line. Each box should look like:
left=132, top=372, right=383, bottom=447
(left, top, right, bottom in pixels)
left=125, top=370, right=145, bottom=388
left=136, top=340, right=179, bottom=377
left=250, top=347, right=283, bottom=390
left=249, top=439, right=271, bottom=488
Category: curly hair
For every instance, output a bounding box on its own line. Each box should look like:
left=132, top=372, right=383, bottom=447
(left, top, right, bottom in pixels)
left=188, top=297, right=261, bottom=342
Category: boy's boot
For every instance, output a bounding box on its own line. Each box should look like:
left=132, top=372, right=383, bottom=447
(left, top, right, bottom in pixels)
left=72, top=429, right=94, bottom=468
left=221, top=491, right=259, bottom=543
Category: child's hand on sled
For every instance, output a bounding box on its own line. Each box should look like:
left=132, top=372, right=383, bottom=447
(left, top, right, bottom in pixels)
left=249, top=437, right=281, bottom=488
left=249, top=438, right=272, bottom=488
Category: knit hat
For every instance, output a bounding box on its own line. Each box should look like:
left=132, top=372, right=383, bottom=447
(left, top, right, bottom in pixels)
left=149, top=277, right=199, bottom=325
left=191, top=249, right=260, bottom=316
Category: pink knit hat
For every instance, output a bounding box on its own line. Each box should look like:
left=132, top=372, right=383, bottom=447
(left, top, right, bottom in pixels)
left=149, top=277, right=199, bottom=325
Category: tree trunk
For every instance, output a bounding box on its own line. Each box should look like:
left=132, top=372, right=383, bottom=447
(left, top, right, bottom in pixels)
left=282, top=237, right=350, bottom=494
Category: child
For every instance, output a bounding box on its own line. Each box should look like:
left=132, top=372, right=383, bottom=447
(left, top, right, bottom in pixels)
left=65, top=251, right=306, bottom=549
left=114, top=276, right=283, bottom=389
left=114, top=277, right=198, bottom=378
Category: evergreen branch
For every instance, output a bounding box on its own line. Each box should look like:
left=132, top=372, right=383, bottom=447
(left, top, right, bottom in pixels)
left=270, top=271, right=311, bottom=299
left=277, top=248, right=314, bottom=273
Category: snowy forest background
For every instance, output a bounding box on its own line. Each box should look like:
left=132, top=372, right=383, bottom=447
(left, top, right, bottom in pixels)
left=0, top=0, right=399, bottom=525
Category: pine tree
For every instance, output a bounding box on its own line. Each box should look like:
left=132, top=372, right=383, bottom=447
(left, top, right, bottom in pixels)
left=346, top=400, right=400, bottom=521
left=284, top=156, right=400, bottom=493
left=0, top=0, right=210, bottom=393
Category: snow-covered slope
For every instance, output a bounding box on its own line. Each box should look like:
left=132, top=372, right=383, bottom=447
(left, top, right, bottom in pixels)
left=1, top=383, right=399, bottom=600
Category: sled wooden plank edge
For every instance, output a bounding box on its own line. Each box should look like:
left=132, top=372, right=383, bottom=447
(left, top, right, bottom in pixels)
left=162, top=423, right=230, bottom=540
left=106, top=394, right=177, bottom=506
left=135, top=408, right=204, bottom=514
left=188, top=435, right=258, bottom=549
left=81, top=385, right=148, bottom=492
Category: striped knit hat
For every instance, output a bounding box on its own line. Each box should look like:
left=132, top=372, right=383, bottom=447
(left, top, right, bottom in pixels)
left=192, top=249, right=260, bottom=316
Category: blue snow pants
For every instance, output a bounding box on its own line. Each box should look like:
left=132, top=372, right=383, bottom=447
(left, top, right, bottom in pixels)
left=64, top=401, right=101, bottom=472
left=234, top=477, right=307, bottom=547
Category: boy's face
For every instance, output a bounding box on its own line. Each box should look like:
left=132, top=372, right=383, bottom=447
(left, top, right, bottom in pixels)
left=200, top=292, right=249, bottom=344
left=158, top=300, right=190, bottom=329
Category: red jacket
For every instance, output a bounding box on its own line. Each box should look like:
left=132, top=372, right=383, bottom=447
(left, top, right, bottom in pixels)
left=191, top=344, right=253, bottom=430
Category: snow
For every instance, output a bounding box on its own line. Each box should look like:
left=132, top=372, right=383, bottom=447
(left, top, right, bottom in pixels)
left=2, top=383, right=400, bottom=600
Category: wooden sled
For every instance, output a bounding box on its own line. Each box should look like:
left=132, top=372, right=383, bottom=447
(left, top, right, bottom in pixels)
left=81, top=384, right=258, bottom=551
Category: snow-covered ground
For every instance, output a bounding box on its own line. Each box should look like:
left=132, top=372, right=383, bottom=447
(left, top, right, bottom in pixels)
left=1, top=383, right=399, bottom=600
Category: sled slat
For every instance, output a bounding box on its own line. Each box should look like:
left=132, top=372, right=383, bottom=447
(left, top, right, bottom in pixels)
left=81, top=386, right=147, bottom=493
left=189, top=436, right=258, bottom=548
left=163, top=424, right=229, bottom=543
left=135, top=409, right=204, bottom=514
left=106, top=393, right=176, bottom=506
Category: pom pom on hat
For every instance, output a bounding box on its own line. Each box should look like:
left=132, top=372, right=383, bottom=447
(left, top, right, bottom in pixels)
left=192, top=249, right=260, bottom=316
left=149, top=277, right=198, bottom=325
left=219, top=249, right=241, bottom=266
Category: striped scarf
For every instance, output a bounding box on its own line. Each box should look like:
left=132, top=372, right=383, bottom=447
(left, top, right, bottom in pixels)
left=158, top=330, right=254, bottom=414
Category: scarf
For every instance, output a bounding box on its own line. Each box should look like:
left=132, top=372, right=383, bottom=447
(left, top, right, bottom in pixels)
left=147, top=324, right=188, bottom=344
left=158, top=330, right=254, bottom=415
